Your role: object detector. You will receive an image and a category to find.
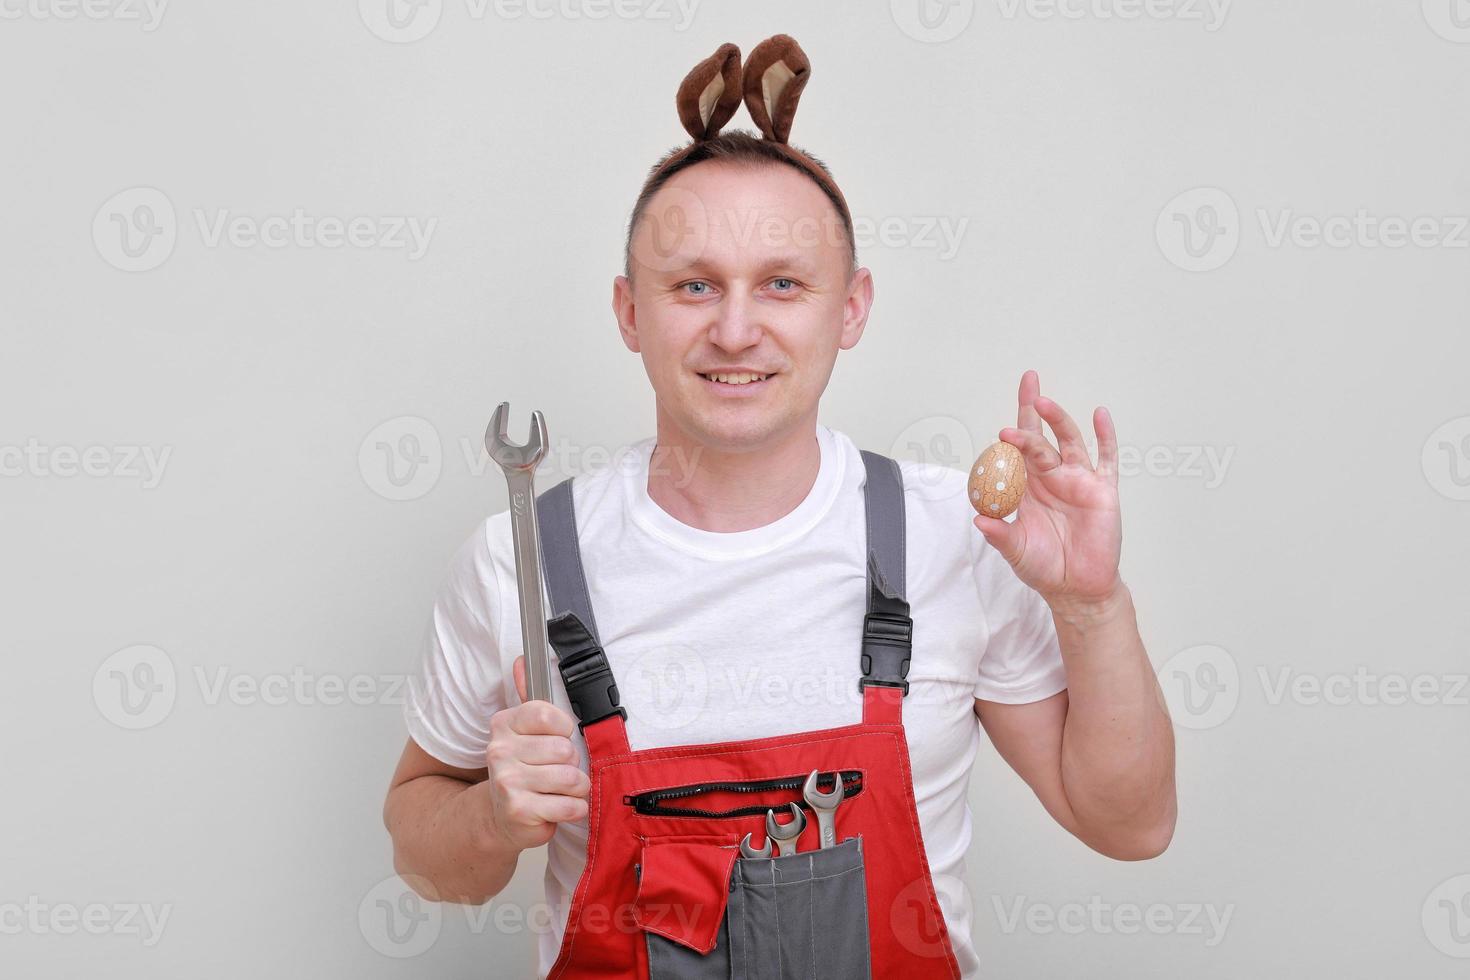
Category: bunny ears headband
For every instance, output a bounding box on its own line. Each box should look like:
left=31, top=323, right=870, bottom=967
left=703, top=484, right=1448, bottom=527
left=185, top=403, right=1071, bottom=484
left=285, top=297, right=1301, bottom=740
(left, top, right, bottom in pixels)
left=651, top=34, right=851, bottom=228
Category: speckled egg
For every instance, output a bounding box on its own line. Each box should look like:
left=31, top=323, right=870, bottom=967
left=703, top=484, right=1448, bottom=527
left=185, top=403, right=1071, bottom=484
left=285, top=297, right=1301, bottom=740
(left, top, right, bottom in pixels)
left=968, top=441, right=1026, bottom=519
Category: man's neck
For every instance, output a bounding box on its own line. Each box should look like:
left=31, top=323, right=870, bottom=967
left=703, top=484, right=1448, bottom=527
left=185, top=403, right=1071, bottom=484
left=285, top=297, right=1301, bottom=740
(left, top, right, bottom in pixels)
left=645, top=418, right=822, bottom=533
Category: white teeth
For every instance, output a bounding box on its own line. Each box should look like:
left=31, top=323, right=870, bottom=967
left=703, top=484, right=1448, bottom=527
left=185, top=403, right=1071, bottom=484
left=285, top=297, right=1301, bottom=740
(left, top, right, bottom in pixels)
left=705, top=372, right=768, bottom=385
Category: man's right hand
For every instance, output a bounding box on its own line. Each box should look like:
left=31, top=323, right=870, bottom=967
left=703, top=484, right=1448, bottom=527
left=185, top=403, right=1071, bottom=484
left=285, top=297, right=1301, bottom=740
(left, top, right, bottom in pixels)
left=483, top=656, right=591, bottom=851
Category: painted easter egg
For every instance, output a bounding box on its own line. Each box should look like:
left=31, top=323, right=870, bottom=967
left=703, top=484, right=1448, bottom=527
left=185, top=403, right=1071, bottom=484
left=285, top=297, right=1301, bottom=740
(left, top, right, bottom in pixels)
left=968, top=441, right=1026, bottom=519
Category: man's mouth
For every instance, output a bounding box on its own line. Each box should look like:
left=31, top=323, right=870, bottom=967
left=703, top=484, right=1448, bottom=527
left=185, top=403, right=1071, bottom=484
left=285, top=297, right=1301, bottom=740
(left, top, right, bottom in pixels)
left=697, top=371, right=775, bottom=388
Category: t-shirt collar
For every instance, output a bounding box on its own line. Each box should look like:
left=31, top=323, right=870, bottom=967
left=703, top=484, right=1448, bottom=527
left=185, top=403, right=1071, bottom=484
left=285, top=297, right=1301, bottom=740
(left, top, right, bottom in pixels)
left=623, top=424, right=845, bottom=561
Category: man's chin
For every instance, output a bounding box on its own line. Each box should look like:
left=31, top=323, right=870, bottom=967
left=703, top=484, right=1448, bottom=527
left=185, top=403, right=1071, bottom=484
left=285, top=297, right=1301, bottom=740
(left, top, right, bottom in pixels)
left=674, top=406, right=789, bottom=454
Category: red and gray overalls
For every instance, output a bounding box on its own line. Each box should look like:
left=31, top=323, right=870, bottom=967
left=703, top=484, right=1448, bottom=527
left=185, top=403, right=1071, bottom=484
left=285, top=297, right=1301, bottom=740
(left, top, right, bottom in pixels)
left=534, top=449, right=962, bottom=978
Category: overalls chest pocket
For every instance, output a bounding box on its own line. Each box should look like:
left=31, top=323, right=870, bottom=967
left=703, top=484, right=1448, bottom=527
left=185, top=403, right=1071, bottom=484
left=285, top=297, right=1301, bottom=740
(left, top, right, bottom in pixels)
left=636, top=835, right=873, bottom=980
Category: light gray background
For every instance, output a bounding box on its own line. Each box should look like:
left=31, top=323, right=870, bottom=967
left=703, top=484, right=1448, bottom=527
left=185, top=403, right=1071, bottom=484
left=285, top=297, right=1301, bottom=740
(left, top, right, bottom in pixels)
left=3, top=1, right=1468, bottom=977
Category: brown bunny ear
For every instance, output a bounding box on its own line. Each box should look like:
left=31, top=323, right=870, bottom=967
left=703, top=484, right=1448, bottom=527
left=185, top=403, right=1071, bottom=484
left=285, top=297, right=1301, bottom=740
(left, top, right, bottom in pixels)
left=676, top=42, right=744, bottom=141
left=741, top=34, right=811, bottom=144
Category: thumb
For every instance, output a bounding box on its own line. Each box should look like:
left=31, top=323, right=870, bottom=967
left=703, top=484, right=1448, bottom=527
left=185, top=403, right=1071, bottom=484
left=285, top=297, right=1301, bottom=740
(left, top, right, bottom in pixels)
left=973, top=514, right=1025, bottom=567
left=513, top=655, right=528, bottom=704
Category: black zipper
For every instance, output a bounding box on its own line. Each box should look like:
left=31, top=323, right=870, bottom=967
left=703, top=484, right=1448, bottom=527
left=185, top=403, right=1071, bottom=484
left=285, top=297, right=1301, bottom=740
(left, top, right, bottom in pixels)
left=624, top=770, right=864, bottom=819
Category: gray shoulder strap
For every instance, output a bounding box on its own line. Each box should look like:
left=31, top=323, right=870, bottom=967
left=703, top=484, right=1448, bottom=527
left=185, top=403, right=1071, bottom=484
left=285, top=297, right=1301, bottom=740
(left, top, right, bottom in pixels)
left=858, top=449, right=906, bottom=600
left=535, top=477, right=600, bottom=641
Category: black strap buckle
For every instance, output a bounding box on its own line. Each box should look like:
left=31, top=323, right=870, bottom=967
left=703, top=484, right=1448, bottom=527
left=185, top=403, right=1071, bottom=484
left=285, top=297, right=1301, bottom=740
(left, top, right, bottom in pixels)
left=859, top=609, right=913, bottom=695
left=547, top=611, right=627, bottom=729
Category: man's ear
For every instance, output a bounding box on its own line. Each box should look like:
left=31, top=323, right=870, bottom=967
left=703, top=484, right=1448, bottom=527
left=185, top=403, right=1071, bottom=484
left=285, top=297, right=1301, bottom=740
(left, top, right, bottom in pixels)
left=838, top=266, right=874, bottom=351
left=612, top=274, right=640, bottom=353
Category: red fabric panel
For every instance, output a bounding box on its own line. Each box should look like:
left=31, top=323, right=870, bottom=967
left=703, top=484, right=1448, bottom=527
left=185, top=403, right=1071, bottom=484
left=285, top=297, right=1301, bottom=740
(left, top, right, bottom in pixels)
left=633, top=837, right=738, bottom=955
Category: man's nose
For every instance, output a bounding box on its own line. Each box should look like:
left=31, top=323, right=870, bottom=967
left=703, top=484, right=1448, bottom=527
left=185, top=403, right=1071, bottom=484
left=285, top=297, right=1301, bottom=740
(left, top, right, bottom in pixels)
left=708, top=293, right=763, bottom=351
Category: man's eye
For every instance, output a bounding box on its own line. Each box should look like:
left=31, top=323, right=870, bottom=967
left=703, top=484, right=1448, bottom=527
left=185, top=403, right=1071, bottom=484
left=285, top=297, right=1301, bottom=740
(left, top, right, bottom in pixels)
left=770, top=277, right=798, bottom=292
left=682, top=281, right=711, bottom=296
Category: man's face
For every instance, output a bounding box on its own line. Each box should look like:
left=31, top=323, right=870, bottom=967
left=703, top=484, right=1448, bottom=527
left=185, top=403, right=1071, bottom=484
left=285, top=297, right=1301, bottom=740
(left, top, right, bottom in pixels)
left=614, top=161, right=872, bottom=454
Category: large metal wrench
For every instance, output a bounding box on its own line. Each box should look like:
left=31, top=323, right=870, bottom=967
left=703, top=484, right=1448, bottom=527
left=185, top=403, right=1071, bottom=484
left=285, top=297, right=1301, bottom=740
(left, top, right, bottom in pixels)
left=802, top=770, right=844, bottom=849
left=484, top=401, right=552, bottom=703
left=765, top=803, right=806, bottom=857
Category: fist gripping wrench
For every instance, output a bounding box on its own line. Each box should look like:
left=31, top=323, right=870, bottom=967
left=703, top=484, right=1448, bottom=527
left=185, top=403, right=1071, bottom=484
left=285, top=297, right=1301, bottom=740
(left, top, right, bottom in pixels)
left=485, top=401, right=552, bottom=703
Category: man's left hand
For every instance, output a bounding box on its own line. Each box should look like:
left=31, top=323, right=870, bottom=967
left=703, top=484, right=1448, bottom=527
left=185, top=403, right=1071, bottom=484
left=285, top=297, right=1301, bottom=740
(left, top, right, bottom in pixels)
left=972, top=369, right=1123, bottom=610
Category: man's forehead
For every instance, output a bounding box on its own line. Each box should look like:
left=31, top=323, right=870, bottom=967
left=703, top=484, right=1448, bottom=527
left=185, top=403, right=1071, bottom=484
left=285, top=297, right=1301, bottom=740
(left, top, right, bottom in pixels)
left=677, top=250, right=822, bottom=278
left=633, top=166, right=847, bottom=275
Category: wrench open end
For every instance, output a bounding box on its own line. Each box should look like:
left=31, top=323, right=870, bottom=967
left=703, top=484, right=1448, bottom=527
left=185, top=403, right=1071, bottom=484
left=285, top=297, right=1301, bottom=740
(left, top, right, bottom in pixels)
left=765, top=803, right=807, bottom=856
left=802, top=770, right=843, bottom=807
left=803, top=769, right=843, bottom=849
left=485, top=401, right=548, bottom=471
left=739, top=832, right=772, bottom=860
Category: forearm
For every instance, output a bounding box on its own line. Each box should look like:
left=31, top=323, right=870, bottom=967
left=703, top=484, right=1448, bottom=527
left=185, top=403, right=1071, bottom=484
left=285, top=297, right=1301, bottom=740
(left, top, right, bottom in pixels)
left=385, top=775, right=521, bottom=904
left=1049, top=582, right=1176, bottom=858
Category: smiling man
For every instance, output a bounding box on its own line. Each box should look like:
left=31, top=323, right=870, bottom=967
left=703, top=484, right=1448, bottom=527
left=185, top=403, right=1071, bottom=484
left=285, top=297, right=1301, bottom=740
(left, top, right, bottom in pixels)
left=384, top=36, right=1175, bottom=979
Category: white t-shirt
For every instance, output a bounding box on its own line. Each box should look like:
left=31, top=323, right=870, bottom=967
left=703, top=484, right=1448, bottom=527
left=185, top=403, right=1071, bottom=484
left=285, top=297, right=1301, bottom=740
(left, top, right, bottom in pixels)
left=404, top=423, right=1067, bottom=978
